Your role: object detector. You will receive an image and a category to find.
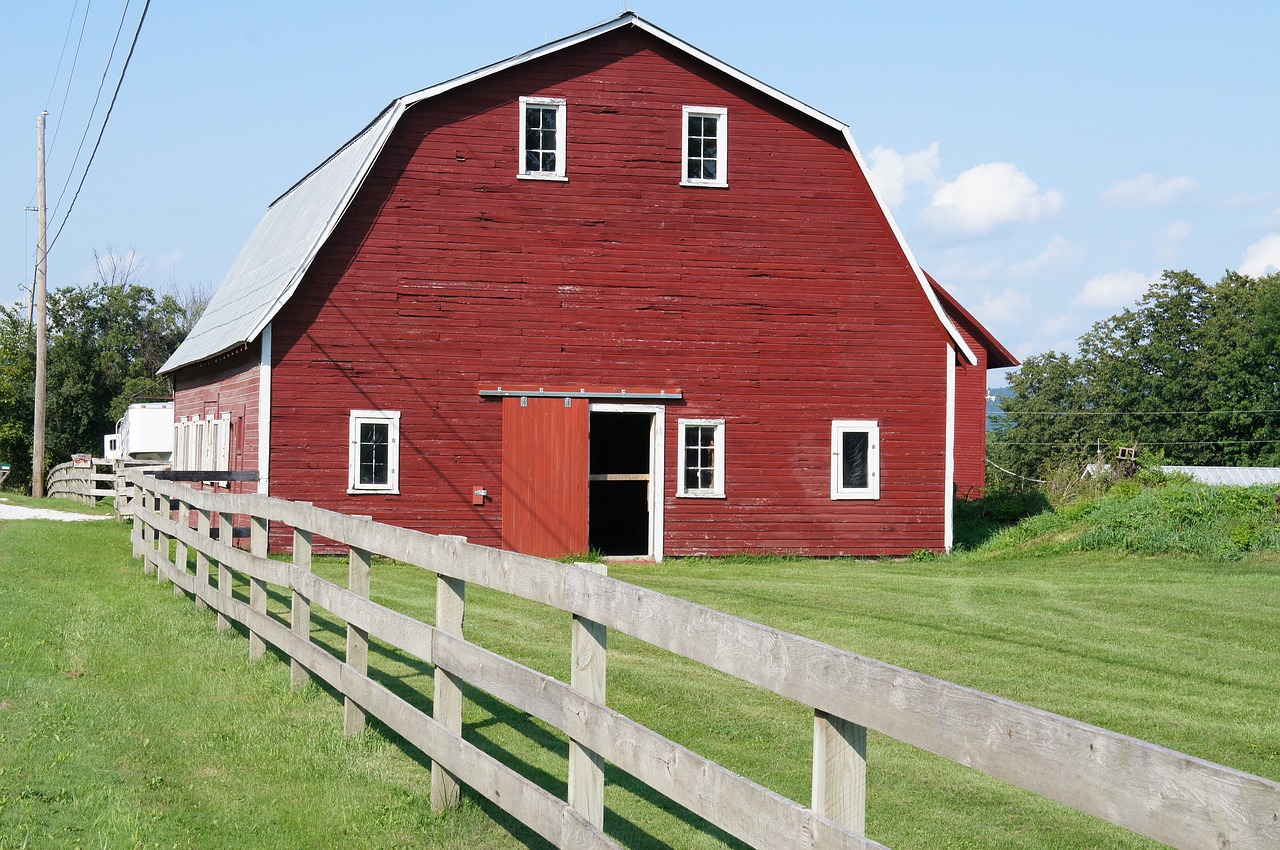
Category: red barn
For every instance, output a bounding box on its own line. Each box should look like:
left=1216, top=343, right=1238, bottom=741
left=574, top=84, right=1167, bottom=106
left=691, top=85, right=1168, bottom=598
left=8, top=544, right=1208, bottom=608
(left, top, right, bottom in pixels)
left=160, top=13, right=1015, bottom=559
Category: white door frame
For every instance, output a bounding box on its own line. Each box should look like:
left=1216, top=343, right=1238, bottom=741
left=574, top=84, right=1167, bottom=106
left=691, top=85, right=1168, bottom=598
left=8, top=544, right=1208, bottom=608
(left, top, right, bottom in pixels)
left=589, top=402, right=665, bottom=562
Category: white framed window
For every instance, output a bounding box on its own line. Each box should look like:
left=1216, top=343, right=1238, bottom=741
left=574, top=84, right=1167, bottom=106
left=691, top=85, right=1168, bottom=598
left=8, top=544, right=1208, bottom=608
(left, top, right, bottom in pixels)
left=682, top=106, right=727, bottom=187
left=831, top=420, right=880, bottom=500
left=519, top=96, right=567, bottom=180
left=678, top=418, right=726, bottom=498
left=349, top=410, right=401, bottom=494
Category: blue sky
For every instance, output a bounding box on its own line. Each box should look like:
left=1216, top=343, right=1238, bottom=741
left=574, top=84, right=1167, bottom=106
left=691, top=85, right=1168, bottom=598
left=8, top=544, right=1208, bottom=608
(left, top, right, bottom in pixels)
left=4, top=1, right=1278, bottom=385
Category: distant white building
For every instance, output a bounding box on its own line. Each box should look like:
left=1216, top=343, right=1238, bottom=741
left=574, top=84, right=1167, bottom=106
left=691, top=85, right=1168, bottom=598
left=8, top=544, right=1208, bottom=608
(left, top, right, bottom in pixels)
left=1160, top=466, right=1280, bottom=486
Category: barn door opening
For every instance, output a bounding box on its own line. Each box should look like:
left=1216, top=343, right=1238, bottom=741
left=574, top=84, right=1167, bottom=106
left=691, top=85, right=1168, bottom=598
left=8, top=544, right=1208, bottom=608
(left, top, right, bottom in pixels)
left=588, top=407, right=662, bottom=559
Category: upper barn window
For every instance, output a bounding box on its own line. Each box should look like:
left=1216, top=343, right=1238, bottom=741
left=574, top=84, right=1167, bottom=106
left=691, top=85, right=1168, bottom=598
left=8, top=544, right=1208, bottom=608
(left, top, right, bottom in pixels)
left=519, top=96, right=567, bottom=180
left=682, top=106, right=727, bottom=187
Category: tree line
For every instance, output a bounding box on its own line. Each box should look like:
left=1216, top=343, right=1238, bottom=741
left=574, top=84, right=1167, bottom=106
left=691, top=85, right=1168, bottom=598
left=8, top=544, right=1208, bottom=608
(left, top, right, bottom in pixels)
left=991, top=269, right=1280, bottom=485
left=1, top=263, right=203, bottom=491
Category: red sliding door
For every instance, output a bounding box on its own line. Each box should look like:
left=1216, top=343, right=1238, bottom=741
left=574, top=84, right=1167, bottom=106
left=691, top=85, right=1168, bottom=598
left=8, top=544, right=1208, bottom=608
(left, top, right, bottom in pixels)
left=500, top=395, right=589, bottom=557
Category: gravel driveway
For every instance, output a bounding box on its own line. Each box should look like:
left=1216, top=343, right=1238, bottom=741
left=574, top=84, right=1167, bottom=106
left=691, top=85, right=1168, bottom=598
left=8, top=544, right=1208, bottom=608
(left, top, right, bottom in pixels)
left=0, top=498, right=111, bottom=521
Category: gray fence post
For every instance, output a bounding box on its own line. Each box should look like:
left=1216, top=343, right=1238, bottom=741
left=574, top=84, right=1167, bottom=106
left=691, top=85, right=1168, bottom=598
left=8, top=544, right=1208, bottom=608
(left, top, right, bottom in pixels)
left=291, top=506, right=313, bottom=691
left=249, top=514, right=269, bottom=660
left=194, top=508, right=211, bottom=611
left=216, top=510, right=234, bottom=633
left=431, top=535, right=468, bottom=812
left=813, top=710, right=868, bottom=835
left=569, top=561, right=608, bottom=829
left=344, top=523, right=372, bottom=735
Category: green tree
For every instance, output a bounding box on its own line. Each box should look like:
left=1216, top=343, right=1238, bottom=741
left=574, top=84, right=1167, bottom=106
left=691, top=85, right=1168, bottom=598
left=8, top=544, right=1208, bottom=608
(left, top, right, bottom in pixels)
left=994, top=270, right=1280, bottom=482
left=45, top=281, right=187, bottom=461
left=989, top=351, right=1095, bottom=483
left=0, top=269, right=193, bottom=491
left=0, top=303, right=36, bottom=490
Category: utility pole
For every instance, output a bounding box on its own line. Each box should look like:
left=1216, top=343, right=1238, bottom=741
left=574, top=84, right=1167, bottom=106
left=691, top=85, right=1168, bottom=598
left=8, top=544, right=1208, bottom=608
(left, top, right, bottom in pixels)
left=32, top=111, right=48, bottom=497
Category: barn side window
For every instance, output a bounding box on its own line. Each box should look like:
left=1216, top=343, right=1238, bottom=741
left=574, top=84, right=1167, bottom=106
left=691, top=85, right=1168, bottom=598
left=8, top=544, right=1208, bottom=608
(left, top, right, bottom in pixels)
left=519, top=96, right=567, bottom=180
left=682, top=106, right=727, bottom=187
left=831, top=420, right=880, bottom=500
left=348, top=410, right=401, bottom=494
left=678, top=419, right=725, bottom=498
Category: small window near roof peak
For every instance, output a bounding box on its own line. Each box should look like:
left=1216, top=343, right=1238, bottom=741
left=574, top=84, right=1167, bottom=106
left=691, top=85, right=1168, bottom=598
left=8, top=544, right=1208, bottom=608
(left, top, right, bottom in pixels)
left=519, top=97, right=567, bottom=180
left=682, top=106, right=727, bottom=187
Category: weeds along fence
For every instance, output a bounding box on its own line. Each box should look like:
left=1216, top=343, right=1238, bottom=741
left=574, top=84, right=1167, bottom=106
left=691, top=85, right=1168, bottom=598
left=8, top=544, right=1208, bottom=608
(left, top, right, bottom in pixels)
left=125, top=470, right=1279, bottom=850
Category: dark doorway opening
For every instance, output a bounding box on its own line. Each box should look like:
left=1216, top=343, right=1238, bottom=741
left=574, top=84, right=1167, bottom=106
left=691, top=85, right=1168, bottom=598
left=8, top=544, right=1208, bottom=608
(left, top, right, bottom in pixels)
left=588, top=412, right=652, bottom=557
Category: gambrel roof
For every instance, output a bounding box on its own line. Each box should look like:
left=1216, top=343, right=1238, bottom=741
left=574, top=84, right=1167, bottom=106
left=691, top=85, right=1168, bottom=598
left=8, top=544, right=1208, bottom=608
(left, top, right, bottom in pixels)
left=161, top=12, right=975, bottom=374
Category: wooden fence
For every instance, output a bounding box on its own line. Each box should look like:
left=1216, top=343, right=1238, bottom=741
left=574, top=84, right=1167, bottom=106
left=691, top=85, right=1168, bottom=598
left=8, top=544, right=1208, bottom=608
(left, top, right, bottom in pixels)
left=125, top=469, right=1279, bottom=850
left=47, top=458, right=167, bottom=517
left=46, top=458, right=115, bottom=504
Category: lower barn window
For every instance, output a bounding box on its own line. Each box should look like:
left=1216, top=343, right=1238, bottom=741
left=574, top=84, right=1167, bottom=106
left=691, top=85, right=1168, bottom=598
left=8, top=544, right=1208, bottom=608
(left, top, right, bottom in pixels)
left=678, top=418, right=725, bottom=498
left=831, top=420, right=880, bottom=500
left=349, top=410, right=400, bottom=494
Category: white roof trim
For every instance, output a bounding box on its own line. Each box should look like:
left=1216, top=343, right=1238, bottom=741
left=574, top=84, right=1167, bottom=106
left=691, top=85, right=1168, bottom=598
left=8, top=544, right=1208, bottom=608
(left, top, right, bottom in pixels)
left=163, top=11, right=974, bottom=373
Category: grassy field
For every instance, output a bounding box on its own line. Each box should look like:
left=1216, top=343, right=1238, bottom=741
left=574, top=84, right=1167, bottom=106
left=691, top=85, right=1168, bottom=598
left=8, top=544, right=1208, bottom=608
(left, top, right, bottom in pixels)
left=1, top=490, right=1277, bottom=849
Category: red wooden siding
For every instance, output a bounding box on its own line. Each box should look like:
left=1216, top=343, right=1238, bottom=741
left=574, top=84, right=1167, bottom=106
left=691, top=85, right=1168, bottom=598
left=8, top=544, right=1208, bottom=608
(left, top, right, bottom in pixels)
left=953, top=338, right=990, bottom=498
left=500, top=396, right=589, bottom=557
left=171, top=345, right=260, bottom=482
left=930, top=278, right=1018, bottom=499
left=206, top=26, right=977, bottom=556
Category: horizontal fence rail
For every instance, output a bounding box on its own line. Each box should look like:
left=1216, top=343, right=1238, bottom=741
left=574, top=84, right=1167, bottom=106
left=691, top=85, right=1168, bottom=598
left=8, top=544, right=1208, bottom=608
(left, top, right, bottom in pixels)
left=46, top=458, right=115, bottom=504
left=47, top=458, right=167, bottom=518
left=125, top=470, right=1280, bottom=850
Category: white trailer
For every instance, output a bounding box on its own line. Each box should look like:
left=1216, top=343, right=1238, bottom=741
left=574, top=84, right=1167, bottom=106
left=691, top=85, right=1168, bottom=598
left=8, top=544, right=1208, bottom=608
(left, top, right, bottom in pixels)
left=108, top=402, right=174, bottom=462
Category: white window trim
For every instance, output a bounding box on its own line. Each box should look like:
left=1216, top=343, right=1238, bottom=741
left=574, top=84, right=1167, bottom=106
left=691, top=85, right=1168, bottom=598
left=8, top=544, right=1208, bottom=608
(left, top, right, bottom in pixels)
left=348, top=410, right=401, bottom=495
left=831, top=420, right=880, bottom=500
left=518, top=96, right=568, bottom=181
left=681, top=105, right=728, bottom=188
left=677, top=418, right=726, bottom=498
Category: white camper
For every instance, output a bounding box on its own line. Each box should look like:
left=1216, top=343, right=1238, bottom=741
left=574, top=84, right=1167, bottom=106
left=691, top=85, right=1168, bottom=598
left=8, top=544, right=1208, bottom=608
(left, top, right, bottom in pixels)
left=110, top=402, right=174, bottom=462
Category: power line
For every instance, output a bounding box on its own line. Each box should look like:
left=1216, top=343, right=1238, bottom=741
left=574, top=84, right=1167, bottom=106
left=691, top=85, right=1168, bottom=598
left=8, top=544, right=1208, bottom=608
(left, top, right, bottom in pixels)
left=45, top=0, right=94, bottom=159
left=51, top=0, right=131, bottom=221
left=990, top=438, right=1280, bottom=448
left=991, top=408, right=1280, bottom=417
left=984, top=458, right=1047, bottom=484
left=48, top=0, right=150, bottom=253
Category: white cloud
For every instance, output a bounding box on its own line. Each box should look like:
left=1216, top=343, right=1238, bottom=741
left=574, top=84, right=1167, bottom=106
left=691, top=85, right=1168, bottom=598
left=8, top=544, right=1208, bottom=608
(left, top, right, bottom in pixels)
left=1038, top=314, right=1077, bottom=338
left=153, top=248, right=187, bottom=272
left=933, top=248, right=1002, bottom=281
left=978, top=288, right=1031, bottom=324
left=865, top=143, right=941, bottom=209
left=1155, top=220, right=1193, bottom=261
left=1162, top=220, right=1193, bottom=242
left=1239, top=234, right=1280, bottom=276
left=1072, top=270, right=1155, bottom=309
left=1102, top=172, right=1197, bottom=207
left=919, top=162, right=1065, bottom=237
left=1007, top=236, right=1084, bottom=276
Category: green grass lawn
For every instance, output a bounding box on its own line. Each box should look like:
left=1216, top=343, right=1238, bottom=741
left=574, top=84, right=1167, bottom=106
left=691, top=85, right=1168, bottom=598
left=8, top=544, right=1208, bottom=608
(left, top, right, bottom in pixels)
left=2, top=497, right=1277, bottom=849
